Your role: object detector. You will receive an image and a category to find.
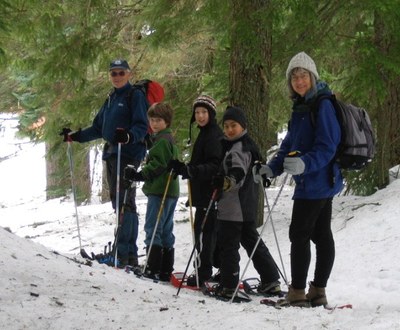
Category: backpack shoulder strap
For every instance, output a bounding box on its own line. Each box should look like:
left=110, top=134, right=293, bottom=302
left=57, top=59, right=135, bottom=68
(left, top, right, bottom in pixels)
left=125, top=81, right=150, bottom=110
left=310, top=94, right=336, bottom=128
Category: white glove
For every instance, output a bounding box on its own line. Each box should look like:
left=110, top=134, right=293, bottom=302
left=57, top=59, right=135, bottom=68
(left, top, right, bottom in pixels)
left=252, top=164, right=273, bottom=184
left=283, top=157, right=305, bottom=175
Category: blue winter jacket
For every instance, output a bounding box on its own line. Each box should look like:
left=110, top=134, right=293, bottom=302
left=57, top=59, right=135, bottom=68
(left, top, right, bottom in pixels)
left=268, top=82, right=343, bottom=199
left=78, top=82, right=148, bottom=161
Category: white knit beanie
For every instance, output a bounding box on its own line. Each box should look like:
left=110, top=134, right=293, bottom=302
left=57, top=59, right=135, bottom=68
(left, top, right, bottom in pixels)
left=286, top=52, right=319, bottom=80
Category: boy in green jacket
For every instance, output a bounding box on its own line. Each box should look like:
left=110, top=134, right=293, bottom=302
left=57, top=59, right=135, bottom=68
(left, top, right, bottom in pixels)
left=124, top=103, right=180, bottom=281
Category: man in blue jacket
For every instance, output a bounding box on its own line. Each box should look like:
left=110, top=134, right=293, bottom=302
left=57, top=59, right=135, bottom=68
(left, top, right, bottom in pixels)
left=253, top=52, right=343, bottom=308
left=61, top=59, right=148, bottom=267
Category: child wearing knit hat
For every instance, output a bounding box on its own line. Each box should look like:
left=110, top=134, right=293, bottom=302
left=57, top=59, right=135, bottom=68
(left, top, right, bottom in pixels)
left=168, top=95, right=223, bottom=287
left=253, top=52, right=343, bottom=307
left=210, top=105, right=282, bottom=301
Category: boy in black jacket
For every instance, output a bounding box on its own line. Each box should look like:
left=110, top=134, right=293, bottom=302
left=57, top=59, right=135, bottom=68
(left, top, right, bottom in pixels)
left=169, top=95, right=223, bottom=286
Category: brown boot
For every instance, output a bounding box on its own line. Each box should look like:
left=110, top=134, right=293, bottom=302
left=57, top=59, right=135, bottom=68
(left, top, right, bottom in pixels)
left=276, top=286, right=310, bottom=308
left=306, top=282, right=328, bottom=307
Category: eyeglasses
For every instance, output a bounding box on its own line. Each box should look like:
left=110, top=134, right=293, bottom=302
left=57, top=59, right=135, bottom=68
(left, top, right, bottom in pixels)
left=291, top=72, right=310, bottom=82
left=110, top=71, right=126, bottom=77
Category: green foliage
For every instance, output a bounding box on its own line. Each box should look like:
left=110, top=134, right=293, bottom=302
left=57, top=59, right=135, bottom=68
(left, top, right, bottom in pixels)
left=342, top=166, right=379, bottom=196
left=0, top=0, right=399, bottom=198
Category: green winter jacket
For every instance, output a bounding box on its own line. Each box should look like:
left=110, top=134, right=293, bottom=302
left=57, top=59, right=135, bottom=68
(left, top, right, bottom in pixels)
left=141, top=128, right=180, bottom=198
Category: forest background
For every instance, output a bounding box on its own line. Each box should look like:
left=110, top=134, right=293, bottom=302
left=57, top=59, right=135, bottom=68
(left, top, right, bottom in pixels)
left=0, top=0, right=399, bottom=204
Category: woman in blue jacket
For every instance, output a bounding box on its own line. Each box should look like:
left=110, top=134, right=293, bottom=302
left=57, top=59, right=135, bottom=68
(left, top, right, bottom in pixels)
left=253, top=52, right=343, bottom=307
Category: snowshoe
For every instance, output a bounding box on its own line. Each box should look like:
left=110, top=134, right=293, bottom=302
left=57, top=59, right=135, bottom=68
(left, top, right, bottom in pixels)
left=260, top=297, right=310, bottom=309
left=242, top=278, right=286, bottom=297
left=203, top=283, right=251, bottom=303
left=170, top=272, right=201, bottom=291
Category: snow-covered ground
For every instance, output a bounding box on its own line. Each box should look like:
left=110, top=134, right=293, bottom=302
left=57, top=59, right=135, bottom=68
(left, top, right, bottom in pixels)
left=1, top=114, right=400, bottom=329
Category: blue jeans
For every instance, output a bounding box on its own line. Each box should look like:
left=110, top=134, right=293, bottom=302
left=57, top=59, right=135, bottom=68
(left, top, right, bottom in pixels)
left=117, top=211, right=139, bottom=257
left=105, top=155, right=140, bottom=258
left=144, top=195, right=177, bottom=248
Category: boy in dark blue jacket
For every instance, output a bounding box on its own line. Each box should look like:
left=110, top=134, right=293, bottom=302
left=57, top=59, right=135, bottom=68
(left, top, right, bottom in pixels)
left=61, top=59, right=148, bottom=267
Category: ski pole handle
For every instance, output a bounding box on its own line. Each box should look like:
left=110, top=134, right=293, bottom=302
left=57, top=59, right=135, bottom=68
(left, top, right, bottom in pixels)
left=253, top=161, right=271, bottom=188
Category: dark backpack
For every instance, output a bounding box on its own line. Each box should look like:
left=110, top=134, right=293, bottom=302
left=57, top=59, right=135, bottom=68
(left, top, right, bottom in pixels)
left=312, top=94, right=375, bottom=170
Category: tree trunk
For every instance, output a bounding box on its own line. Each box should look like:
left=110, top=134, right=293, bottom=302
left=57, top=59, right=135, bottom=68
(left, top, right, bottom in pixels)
left=228, top=0, right=273, bottom=158
left=46, top=142, right=91, bottom=204
left=228, top=0, right=273, bottom=226
left=101, top=162, right=110, bottom=203
left=373, top=10, right=400, bottom=189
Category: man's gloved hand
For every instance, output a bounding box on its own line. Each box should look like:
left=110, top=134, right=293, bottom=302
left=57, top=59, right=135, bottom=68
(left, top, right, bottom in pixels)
left=60, top=128, right=81, bottom=142
left=252, top=163, right=273, bottom=184
left=283, top=157, right=305, bottom=175
left=114, top=128, right=132, bottom=144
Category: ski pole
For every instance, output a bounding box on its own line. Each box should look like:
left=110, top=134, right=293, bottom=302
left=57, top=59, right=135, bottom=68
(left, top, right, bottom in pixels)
left=142, top=169, right=174, bottom=276
left=229, top=172, right=289, bottom=303
left=262, top=173, right=289, bottom=286
left=187, top=179, right=200, bottom=287
left=114, top=142, right=122, bottom=268
left=112, top=178, right=135, bottom=265
left=176, top=189, right=218, bottom=296
left=66, top=139, right=87, bottom=259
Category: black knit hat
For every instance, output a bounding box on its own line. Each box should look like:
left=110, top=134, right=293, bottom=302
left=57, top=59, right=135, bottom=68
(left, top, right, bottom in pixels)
left=222, top=106, right=247, bottom=129
left=188, top=95, right=217, bottom=144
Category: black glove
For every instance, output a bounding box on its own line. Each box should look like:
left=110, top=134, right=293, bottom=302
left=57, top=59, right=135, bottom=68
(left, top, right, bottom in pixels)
left=168, top=159, right=185, bottom=172
left=123, top=165, right=135, bottom=187
left=211, top=174, right=225, bottom=201
left=60, top=128, right=81, bottom=142
left=123, top=165, right=145, bottom=183
left=168, top=159, right=191, bottom=179
left=114, top=128, right=132, bottom=144
left=262, top=176, right=271, bottom=188
left=211, top=174, right=225, bottom=191
left=132, top=171, right=145, bottom=182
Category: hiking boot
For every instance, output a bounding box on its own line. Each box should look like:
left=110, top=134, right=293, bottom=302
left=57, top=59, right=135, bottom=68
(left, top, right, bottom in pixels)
left=257, top=280, right=282, bottom=296
left=214, top=285, right=235, bottom=299
left=306, top=282, right=328, bottom=307
left=118, top=256, right=129, bottom=268
left=128, top=254, right=138, bottom=267
left=276, top=286, right=310, bottom=308
left=186, top=274, right=205, bottom=287
left=159, top=248, right=175, bottom=282
left=209, top=270, right=221, bottom=283
left=143, top=245, right=162, bottom=279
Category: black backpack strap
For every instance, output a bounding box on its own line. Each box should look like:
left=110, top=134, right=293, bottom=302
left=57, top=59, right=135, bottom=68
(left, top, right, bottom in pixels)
left=125, top=80, right=151, bottom=110
left=310, top=94, right=336, bottom=128
left=311, top=94, right=340, bottom=186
